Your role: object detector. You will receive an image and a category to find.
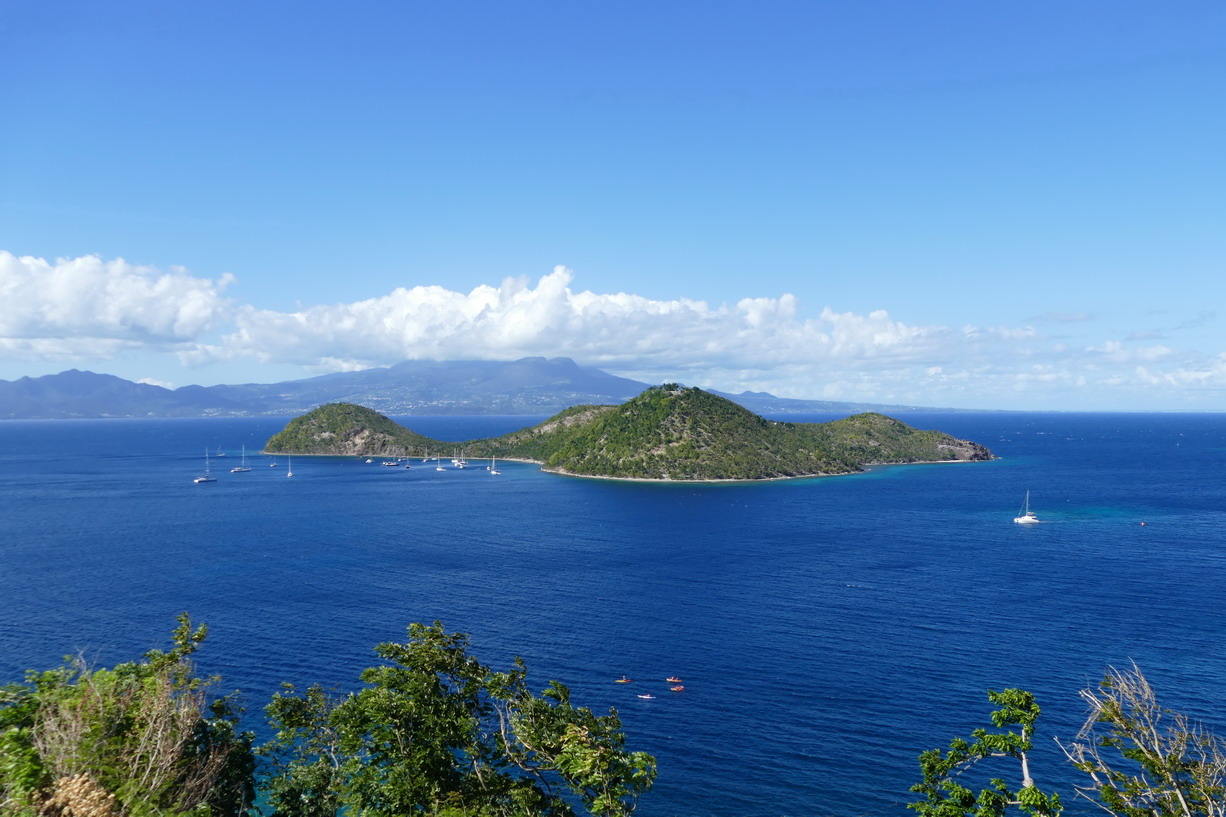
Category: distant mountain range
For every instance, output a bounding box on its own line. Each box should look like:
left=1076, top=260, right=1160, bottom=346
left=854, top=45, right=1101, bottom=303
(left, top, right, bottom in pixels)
left=0, top=358, right=944, bottom=419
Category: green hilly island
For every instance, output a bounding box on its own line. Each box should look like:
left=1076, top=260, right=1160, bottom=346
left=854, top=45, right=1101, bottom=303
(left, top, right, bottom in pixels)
left=263, top=400, right=439, bottom=456
left=264, top=385, right=992, bottom=481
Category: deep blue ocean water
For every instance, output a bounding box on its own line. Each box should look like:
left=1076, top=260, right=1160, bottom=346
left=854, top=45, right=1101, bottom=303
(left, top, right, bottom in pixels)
left=2, top=412, right=1224, bottom=816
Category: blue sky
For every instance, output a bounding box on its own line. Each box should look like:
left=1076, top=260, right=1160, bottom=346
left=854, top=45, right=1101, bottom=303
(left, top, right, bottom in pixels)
left=1, top=1, right=1223, bottom=410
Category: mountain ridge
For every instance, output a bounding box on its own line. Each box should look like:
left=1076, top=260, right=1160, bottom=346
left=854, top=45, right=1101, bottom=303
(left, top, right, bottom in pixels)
left=0, top=359, right=960, bottom=419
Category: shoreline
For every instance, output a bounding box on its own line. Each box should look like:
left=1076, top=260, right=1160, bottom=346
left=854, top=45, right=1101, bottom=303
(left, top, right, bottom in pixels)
left=263, top=451, right=986, bottom=484
left=544, top=457, right=985, bottom=484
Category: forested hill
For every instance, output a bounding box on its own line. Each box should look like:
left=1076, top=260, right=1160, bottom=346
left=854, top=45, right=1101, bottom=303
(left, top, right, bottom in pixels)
left=468, top=384, right=991, bottom=479
left=264, top=386, right=992, bottom=481
left=264, top=402, right=444, bottom=455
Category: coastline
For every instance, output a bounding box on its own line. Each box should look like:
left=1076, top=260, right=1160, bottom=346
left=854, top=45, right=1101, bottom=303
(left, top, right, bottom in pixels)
left=536, top=457, right=984, bottom=484
left=260, top=451, right=988, bottom=484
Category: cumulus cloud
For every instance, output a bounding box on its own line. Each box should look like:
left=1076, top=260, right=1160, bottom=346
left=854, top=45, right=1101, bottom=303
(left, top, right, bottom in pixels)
left=6, top=252, right=1226, bottom=409
left=182, top=266, right=951, bottom=374
left=0, top=251, right=232, bottom=361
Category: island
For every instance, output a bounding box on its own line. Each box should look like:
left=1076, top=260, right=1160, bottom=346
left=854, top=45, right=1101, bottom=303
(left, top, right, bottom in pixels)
left=263, top=384, right=993, bottom=481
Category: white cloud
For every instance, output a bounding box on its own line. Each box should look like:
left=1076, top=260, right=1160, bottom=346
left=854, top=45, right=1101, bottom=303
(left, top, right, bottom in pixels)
left=0, top=251, right=232, bottom=361
left=182, top=267, right=949, bottom=373
left=6, top=252, right=1226, bottom=409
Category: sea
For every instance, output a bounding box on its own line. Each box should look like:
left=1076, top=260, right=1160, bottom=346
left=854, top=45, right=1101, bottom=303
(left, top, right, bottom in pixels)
left=1, top=411, right=1224, bottom=816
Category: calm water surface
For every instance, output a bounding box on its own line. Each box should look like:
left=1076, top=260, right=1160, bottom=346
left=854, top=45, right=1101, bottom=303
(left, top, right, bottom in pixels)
left=2, top=412, right=1224, bottom=815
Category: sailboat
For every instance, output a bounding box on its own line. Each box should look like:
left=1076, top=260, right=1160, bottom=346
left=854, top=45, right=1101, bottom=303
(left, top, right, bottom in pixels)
left=286, top=454, right=293, bottom=478
left=230, top=444, right=252, bottom=473
left=194, top=449, right=217, bottom=483
left=489, top=456, right=500, bottom=475
left=434, top=451, right=446, bottom=472
left=1013, top=491, right=1040, bottom=524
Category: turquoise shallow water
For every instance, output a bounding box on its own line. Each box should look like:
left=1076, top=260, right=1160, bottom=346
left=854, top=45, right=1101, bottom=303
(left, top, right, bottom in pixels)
left=2, top=411, right=1224, bottom=815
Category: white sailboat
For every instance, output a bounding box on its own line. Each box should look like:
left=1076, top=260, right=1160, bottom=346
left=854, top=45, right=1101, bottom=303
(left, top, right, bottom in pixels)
left=489, top=456, right=500, bottom=475
left=1013, top=491, right=1040, bottom=524
left=286, top=454, right=293, bottom=478
left=230, top=444, right=252, bottom=473
left=194, top=449, right=217, bottom=483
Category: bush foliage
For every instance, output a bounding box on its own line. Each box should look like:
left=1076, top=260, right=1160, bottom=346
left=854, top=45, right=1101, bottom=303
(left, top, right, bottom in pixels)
left=1, top=619, right=654, bottom=817
left=0, top=614, right=253, bottom=816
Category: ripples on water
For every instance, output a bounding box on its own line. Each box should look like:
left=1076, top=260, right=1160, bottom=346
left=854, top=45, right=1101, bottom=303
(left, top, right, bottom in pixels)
left=2, top=412, right=1224, bottom=816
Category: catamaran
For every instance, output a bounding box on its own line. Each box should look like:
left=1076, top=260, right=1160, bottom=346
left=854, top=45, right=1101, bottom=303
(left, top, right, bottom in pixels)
left=1013, top=491, right=1040, bottom=524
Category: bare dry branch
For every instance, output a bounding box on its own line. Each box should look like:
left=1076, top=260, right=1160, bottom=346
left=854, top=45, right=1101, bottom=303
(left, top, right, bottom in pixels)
left=1057, top=662, right=1226, bottom=817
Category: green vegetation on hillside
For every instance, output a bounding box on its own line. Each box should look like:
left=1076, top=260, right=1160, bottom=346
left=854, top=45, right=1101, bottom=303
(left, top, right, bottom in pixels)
left=263, top=386, right=991, bottom=480
left=264, top=402, right=443, bottom=457
left=800, top=411, right=992, bottom=467
left=1, top=619, right=654, bottom=817
left=462, top=404, right=617, bottom=464
left=467, top=385, right=991, bottom=480
left=506, top=385, right=795, bottom=480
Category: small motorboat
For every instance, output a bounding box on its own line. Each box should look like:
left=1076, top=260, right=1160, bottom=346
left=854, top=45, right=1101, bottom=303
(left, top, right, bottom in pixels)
left=637, top=694, right=655, bottom=700
left=666, top=676, right=682, bottom=683
left=670, top=685, right=685, bottom=692
left=615, top=676, right=633, bottom=684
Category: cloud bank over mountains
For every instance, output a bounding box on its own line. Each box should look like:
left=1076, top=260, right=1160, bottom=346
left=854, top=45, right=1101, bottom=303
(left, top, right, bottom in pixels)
left=1, top=251, right=1220, bottom=409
